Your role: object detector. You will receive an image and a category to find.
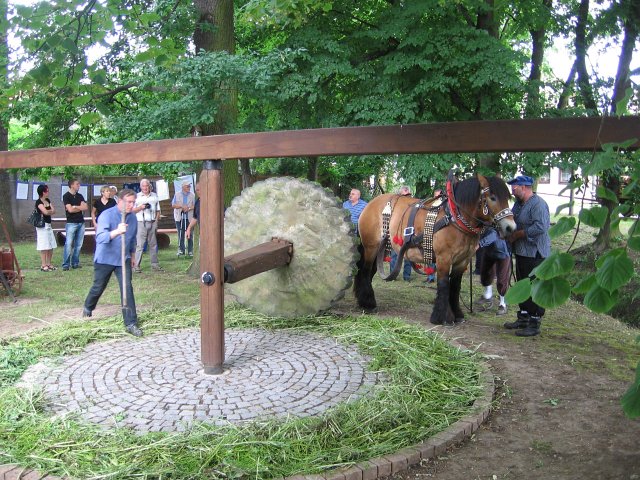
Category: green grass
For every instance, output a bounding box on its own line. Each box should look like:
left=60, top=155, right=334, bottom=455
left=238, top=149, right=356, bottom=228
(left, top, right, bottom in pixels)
left=1, top=219, right=638, bottom=478
left=0, top=309, right=482, bottom=479
left=0, top=241, right=484, bottom=479
left=3, top=235, right=200, bottom=325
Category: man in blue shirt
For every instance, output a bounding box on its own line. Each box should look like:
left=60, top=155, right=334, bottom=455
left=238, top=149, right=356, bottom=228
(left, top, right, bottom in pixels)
left=504, top=175, right=551, bottom=337
left=343, top=188, right=368, bottom=235
left=82, top=189, right=143, bottom=337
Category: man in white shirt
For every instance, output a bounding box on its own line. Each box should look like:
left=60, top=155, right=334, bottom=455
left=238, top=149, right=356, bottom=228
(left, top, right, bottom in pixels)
left=133, top=179, right=163, bottom=272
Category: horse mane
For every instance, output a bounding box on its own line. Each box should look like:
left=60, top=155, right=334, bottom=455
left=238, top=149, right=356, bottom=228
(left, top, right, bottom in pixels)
left=452, top=175, right=511, bottom=209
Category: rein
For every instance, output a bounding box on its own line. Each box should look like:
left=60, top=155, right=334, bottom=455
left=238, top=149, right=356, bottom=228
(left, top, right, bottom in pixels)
left=446, top=181, right=511, bottom=236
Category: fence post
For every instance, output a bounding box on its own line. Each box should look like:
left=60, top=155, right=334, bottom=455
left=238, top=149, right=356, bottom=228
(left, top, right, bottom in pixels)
left=200, top=160, right=225, bottom=374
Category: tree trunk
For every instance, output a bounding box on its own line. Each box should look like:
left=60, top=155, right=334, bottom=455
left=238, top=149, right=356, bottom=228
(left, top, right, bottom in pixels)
left=610, top=0, right=639, bottom=116
left=557, top=61, right=577, bottom=109
left=525, top=0, right=552, bottom=117
left=193, top=0, right=239, bottom=208
left=575, top=0, right=598, bottom=112
left=190, top=0, right=237, bottom=276
left=307, top=156, right=318, bottom=182
left=593, top=0, right=639, bottom=253
left=0, top=0, right=14, bottom=238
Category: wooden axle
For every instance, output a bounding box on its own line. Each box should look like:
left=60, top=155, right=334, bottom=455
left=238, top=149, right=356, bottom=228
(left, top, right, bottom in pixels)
left=223, top=239, right=293, bottom=284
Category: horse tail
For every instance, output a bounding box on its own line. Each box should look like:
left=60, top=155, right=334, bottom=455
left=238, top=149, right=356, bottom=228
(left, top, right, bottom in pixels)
left=353, top=241, right=377, bottom=311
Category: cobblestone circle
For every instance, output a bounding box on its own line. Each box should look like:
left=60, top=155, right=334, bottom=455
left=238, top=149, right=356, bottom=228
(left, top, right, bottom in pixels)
left=22, top=328, right=382, bottom=433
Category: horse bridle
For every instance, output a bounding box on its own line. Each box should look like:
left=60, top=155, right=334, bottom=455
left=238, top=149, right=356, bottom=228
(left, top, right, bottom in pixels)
left=454, top=186, right=512, bottom=233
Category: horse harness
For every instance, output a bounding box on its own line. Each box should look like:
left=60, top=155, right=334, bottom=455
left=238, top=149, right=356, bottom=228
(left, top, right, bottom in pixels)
left=377, top=180, right=510, bottom=281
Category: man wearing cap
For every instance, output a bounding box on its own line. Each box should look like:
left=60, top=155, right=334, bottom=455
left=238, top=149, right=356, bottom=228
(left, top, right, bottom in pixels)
left=172, top=181, right=196, bottom=256
left=504, top=175, right=551, bottom=337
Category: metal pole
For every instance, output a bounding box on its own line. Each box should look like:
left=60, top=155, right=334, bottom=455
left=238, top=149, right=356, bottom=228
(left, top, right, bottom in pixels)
left=200, top=160, right=225, bottom=374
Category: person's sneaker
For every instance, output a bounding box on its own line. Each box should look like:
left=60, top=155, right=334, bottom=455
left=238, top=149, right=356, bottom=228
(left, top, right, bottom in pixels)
left=496, top=304, right=508, bottom=315
left=125, top=324, right=143, bottom=337
left=82, top=307, right=92, bottom=318
left=133, top=267, right=142, bottom=273
left=177, top=250, right=185, bottom=256
left=62, top=267, right=70, bottom=271
left=474, top=297, right=493, bottom=311
left=151, top=265, right=164, bottom=272
left=72, top=265, right=82, bottom=269
left=187, top=252, right=193, bottom=257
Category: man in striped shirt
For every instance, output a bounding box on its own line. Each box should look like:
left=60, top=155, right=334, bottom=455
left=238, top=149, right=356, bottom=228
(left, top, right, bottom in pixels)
left=343, top=188, right=368, bottom=234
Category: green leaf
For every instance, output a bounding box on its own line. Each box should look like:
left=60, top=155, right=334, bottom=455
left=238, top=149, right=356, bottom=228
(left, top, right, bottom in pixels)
left=594, top=247, right=625, bottom=268
left=134, top=49, right=159, bottom=62
left=573, top=274, right=596, bottom=294
left=548, top=217, right=575, bottom=239
left=78, top=112, right=101, bottom=127
left=554, top=202, right=574, bottom=215
left=61, top=38, right=79, bottom=54
left=531, top=277, right=571, bottom=308
left=578, top=206, right=609, bottom=228
left=532, top=252, right=574, bottom=280
left=95, top=102, right=112, bottom=116
left=584, top=284, right=619, bottom=313
left=155, top=54, right=170, bottom=66
left=72, top=95, right=93, bottom=107
left=582, top=150, right=617, bottom=176
left=52, top=76, right=68, bottom=88
left=621, top=362, right=640, bottom=419
left=29, top=64, right=52, bottom=84
left=595, top=253, right=634, bottom=293
left=612, top=204, right=630, bottom=217
left=629, top=236, right=640, bottom=252
left=90, top=69, right=107, bottom=85
left=505, top=278, right=531, bottom=305
left=596, top=186, right=618, bottom=202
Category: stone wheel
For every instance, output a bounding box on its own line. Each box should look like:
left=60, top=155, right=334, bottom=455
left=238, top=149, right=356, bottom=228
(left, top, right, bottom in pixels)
left=224, top=177, right=358, bottom=317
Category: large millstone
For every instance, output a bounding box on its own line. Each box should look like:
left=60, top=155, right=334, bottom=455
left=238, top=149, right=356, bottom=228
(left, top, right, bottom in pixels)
left=224, top=177, right=358, bottom=317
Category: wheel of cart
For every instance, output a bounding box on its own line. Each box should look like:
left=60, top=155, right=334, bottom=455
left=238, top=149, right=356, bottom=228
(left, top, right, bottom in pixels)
left=0, top=212, right=24, bottom=301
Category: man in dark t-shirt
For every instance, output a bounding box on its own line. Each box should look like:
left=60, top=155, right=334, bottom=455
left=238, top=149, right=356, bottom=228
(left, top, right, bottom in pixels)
left=62, top=178, right=89, bottom=271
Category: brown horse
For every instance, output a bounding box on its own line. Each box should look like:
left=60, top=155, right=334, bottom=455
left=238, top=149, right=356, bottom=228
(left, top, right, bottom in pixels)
left=354, top=174, right=516, bottom=326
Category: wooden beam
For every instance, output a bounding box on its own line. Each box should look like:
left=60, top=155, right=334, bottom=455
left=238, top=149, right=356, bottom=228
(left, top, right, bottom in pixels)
left=223, top=239, right=293, bottom=284
left=0, top=117, right=638, bottom=169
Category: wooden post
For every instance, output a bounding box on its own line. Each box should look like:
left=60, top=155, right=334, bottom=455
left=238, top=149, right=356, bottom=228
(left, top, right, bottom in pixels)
left=200, top=160, right=225, bottom=374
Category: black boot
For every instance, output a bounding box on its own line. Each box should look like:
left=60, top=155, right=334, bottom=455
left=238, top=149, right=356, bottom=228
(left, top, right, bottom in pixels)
left=504, top=310, right=529, bottom=330
left=515, top=316, right=541, bottom=337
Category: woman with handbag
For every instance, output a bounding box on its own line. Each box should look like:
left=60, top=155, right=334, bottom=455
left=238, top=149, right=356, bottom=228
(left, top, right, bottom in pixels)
left=35, top=184, right=58, bottom=271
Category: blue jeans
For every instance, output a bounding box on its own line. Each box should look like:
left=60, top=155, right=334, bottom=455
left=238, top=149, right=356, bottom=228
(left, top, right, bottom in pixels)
left=390, top=250, right=412, bottom=280
left=62, top=222, right=85, bottom=269
left=84, top=262, right=138, bottom=326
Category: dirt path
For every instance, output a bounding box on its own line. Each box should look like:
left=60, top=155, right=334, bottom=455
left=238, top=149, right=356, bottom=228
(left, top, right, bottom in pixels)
left=333, top=282, right=640, bottom=480
left=2, top=283, right=639, bottom=480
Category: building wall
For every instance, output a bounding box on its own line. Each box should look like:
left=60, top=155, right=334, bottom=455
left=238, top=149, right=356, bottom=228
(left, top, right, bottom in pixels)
left=532, top=167, right=598, bottom=216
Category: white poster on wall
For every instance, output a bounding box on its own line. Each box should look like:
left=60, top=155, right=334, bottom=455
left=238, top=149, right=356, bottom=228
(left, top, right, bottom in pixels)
left=94, top=184, right=105, bottom=197
left=155, top=179, right=170, bottom=201
left=16, top=182, right=29, bottom=200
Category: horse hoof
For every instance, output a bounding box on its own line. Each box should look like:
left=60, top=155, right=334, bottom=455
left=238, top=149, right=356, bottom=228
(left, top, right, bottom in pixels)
left=362, top=306, right=378, bottom=314
left=430, top=318, right=444, bottom=325
left=454, top=317, right=466, bottom=325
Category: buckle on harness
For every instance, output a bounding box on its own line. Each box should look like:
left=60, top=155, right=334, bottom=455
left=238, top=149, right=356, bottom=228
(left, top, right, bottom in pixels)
left=404, top=226, right=415, bottom=237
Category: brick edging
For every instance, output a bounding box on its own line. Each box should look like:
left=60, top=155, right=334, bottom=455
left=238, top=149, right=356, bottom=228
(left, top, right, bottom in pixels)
left=287, top=361, right=495, bottom=480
